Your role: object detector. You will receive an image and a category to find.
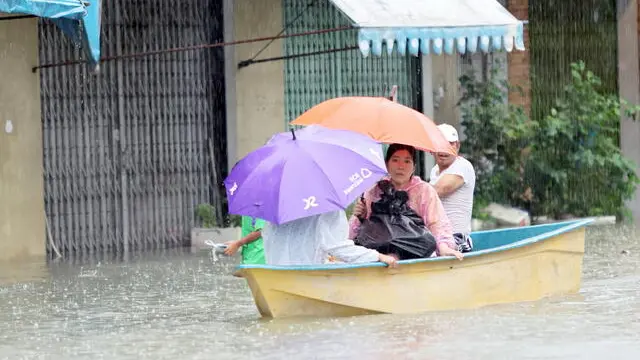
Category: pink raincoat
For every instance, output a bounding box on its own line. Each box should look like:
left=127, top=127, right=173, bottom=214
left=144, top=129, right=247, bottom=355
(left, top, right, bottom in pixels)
left=348, top=176, right=456, bottom=255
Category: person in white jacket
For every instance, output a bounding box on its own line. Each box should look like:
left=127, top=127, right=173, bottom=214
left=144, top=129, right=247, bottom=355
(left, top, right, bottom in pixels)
left=261, top=210, right=398, bottom=267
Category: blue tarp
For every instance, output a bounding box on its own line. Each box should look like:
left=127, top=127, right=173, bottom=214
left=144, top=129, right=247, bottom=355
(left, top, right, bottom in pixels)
left=0, top=0, right=86, bottom=20
left=52, top=0, right=101, bottom=66
left=1, top=0, right=101, bottom=67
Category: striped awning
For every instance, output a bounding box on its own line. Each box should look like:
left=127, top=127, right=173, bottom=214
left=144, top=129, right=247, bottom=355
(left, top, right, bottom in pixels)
left=329, top=0, right=525, bottom=57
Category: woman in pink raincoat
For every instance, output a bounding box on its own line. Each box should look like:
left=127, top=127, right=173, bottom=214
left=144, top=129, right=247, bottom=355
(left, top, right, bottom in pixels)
left=348, top=143, right=464, bottom=260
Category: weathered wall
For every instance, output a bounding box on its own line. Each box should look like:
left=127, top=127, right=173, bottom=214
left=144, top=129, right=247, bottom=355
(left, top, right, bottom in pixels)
left=0, top=16, right=46, bottom=261
left=507, top=0, right=531, bottom=113
left=227, top=0, right=286, bottom=166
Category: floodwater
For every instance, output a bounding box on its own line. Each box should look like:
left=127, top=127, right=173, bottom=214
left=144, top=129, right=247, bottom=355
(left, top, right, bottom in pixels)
left=1, top=225, right=639, bottom=360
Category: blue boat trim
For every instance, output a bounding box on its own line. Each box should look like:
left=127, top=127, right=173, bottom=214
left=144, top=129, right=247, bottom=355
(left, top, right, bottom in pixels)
left=357, top=23, right=525, bottom=56
left=236, top=218, right=594, bottom=272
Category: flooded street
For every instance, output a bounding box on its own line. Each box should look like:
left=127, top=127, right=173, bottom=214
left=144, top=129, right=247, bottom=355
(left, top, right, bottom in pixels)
left=1, top=225, right=639, bottom=360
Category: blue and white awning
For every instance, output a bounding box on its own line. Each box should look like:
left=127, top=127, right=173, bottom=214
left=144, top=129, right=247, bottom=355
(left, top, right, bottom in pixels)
left=329, top=0, right=525, bottom=57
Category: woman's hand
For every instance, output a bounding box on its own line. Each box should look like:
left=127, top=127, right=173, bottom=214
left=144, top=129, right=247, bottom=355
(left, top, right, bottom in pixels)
left=352, top=197, right=368, bottom=220
left=437, top=243, right=464, bottom=261
left=378, top=253, right=398, bottom=268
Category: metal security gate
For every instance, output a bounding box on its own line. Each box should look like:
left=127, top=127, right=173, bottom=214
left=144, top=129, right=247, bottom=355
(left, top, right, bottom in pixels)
left=527, top=0, right=618, bottom=216
left=529, top=0, right=618, bottom=121
left=283, top=0, right=422, bottom=122
left=283, top=0, right=424, bottom=173
left=38, top=0, right=226, bottom=259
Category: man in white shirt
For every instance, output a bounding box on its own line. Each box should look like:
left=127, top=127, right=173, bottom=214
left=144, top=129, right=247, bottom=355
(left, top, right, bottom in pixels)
left=429, top=124, right=476, bottom=251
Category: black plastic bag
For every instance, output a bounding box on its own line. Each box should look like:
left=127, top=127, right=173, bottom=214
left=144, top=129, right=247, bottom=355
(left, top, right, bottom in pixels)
left=355, top=180, right=437, bottom=260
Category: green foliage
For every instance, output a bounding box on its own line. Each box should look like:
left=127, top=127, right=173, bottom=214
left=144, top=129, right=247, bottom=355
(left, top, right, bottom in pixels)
left=458, top=62, right=537, bottom=216
left=195, top=203, right=218, bottom=228
left=459, top=60, right=640, bottom=221
left=526, top=61, right=640, bottom=219
left=195, top=203, right=243, bottom=228
left=228, top=214, right=242, bottom=227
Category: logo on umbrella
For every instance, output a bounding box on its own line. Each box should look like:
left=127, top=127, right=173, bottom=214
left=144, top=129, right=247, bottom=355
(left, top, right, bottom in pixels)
left=229, top=182, right=238, bottom=195
left=303, top=196, right=319, bottom=210
left=360, top=168, right=372, bottom=179
left=343, top=168, right=374, bottom=195
left=369, top=148, right=382, bottom=159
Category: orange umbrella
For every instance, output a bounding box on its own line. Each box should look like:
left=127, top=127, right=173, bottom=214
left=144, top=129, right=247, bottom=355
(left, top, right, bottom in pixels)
left=290, top=96, right=455, bottom=155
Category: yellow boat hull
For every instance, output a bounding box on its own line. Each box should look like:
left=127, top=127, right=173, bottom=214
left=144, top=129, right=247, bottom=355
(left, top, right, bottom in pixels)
left=236, top=219, right=592, bottom=318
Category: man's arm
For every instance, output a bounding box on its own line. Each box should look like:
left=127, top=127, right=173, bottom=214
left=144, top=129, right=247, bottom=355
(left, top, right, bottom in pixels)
left=433, top=174, right=464, bottom=198
left=224, top=230, right=262, bottom=255
left=239, top=230, right=262, bottom=245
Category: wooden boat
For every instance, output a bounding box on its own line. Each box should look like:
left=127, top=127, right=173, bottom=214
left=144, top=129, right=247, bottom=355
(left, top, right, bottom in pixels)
left=235, top=218, right=593, bottom=318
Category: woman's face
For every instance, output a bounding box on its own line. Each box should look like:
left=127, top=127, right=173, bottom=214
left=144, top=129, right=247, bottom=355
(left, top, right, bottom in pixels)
left=386, top=149, right=414, bottom=185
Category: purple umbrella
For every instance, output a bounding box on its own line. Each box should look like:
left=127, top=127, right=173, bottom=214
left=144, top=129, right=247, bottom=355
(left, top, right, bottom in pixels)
left=224, top=125, right=387, bottom=225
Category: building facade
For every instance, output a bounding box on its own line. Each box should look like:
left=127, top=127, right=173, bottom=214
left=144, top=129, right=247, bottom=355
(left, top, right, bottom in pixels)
left=1, top=0, right=639, bottom=261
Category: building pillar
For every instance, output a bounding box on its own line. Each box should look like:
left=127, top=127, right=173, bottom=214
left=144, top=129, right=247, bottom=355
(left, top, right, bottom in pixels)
left=507, top=0, right=531, bottom=113
left=617, top=0, right=640, bottom=225
left=0, top=17, right=46, bottom=261
left=232, top=0, right=286, bottom=163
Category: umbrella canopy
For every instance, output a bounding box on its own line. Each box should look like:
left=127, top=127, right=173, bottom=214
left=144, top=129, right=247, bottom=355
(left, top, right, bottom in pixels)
left=224, top=125, right=388, bottom=225
left=290, top=96, right=455, bottom=155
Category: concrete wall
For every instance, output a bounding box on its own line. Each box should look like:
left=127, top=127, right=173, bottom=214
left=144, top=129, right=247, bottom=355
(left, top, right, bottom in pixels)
left=430, top=54, right=462, bottom=130
left=425, top=53, right=463, bottom=179
left=226, top=0, right=286, bottom=167
left=421, top=56, right=436, bottom=178
left=0, top=17, right=46, bottom=261
left=617, top=0, right=640, bottom=225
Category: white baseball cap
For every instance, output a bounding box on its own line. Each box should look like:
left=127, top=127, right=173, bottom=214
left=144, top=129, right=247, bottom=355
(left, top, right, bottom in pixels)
left=437, top=124, right=459, bottom=142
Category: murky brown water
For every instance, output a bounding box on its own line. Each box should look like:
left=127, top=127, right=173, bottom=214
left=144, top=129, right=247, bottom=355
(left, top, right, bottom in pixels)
left=1, top=225, right=639, bottom=360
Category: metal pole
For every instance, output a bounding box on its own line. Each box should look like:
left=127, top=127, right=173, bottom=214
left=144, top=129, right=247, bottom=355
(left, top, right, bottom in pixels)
left=114, top=0, right=129, bottom=257
left=33, top=25, right=354, bottom=72
left=388, top=85, right=398, bottom=102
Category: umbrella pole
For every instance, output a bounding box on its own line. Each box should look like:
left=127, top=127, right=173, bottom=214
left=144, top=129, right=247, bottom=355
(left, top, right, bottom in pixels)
left=387, top=85, right=398, bottom=102
left=381, top=84, right=398, bottom=155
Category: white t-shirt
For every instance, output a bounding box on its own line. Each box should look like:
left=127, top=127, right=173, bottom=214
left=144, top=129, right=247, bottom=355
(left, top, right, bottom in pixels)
left=429, top=157, right=476, bottom=235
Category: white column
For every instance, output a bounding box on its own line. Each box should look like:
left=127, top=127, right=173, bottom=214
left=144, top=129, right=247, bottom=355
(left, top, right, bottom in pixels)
left=617, top=0, right=640, bottom=225
left=224, top=0, right=237, bottom=172
left=421, top=54, right=436, bottom=180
